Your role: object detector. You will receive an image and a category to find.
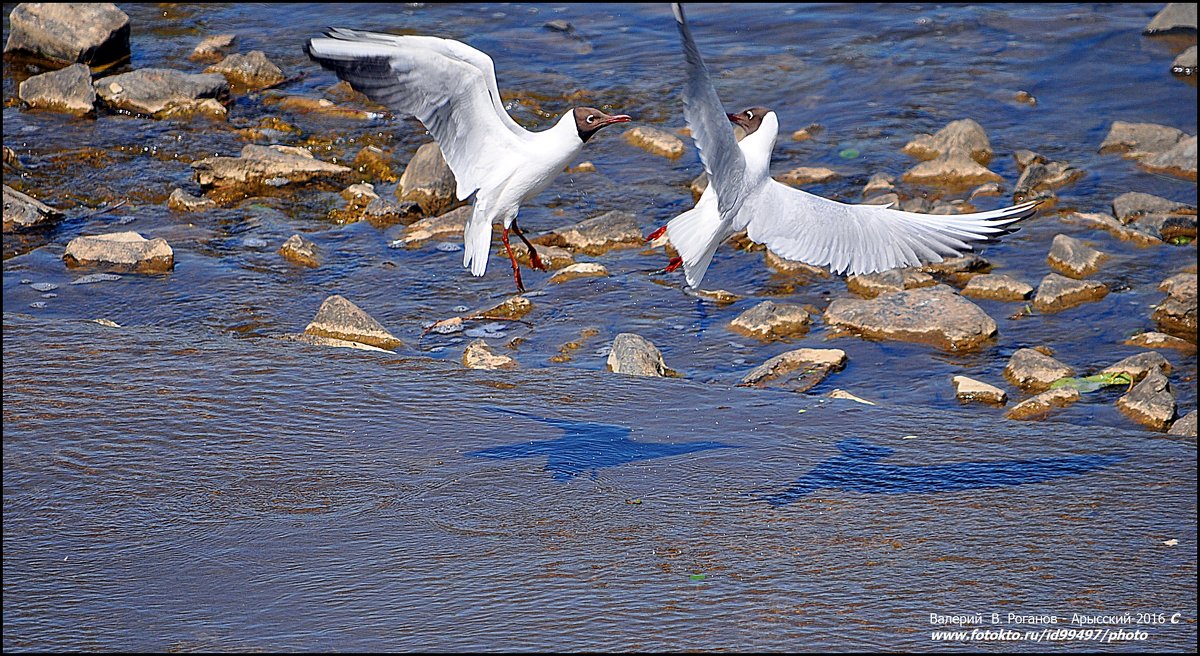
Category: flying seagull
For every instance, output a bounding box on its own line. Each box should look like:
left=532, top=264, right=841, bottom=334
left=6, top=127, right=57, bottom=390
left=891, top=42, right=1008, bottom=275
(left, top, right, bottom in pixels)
left=657, top=4, right=1040, bottom=289
left=305, top=28, right=631, bottom=292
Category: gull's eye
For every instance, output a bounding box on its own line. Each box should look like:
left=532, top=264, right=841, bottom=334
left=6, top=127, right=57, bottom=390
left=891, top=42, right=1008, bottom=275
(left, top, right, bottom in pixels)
left=586, top=114, right=596, bottom=124
left=746, top=110, right=754, bottom=120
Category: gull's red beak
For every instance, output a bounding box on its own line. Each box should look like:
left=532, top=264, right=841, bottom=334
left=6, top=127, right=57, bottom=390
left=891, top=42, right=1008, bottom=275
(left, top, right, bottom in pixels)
left=600, top=114, right=633, bottom=126
left=727, top=112, right=746, bottom=127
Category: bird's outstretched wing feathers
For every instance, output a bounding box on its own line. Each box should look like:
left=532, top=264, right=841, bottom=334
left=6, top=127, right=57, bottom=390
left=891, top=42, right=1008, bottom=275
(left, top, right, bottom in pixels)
left=306, top=28, right=524, bottom=199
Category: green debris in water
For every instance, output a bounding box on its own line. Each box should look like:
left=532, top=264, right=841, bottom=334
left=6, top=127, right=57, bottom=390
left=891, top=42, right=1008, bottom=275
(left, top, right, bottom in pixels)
left=1168, top=236, right=1193, bottom=245
left=1049, top=372, right=1134, bottom=393
left=689, top=573, right=706, bottom=581
left=838, top=148, right=860, bottom=159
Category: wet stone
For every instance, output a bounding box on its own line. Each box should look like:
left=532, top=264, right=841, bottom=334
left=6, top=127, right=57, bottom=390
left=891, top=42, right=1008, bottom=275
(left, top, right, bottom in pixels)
left=823, top=285, right=998, bottom=351
left=362, top=198, right=422, bottom=228
left=1004, top=347, right=1075, bottom=391
left=952, top=375, right=1008, bottom=405
left=479, top=295, right=533, bottom=320
left=1047, top=234, right=1105, bottom=278
left=3, top=184, right=64, bottom=233
left=1032, top=273, right=1108, bottom=313
left=4, top=2, right=130, bottom=67
left=400, top=206, right=471, bottom=245
left=496, top=242, right=574, bottom=270
left=1167, top=409, right=1197, bottom=437
left=167, top=188, right=216, bottom=212
left=690, top=171, right=709, bottom=202
left=1140, top=135, right=1197, bottom=181
left=340, top=183, right=379, bottom=205
left=279, top=234, right=319, bottom=268
left=1013, top=157, right=1082, bottom=202
left=1172, top=45, right=1197, bottom=76
left=1112, top=191, right=1195, bottom=223
left=960, top=274, right=1034, bottom=301
left=1116, top=371, right=1176, bottom=431
left=764, top=249, right=831, bottom=278
left=29, top=282, right=58, bottom=292
left=1124, top=331, right=1196, bottom=353
left=535, top=210, right=642, bottom=255
left=969, top=182, right=1004, bottom=199
left=283, top=333, right=392, bottom=353
left=778, top=167, right=839, bottom=186
left=902, top=119, right=1001, bottom=188
left=70, top=272, right=121, bottom=284
left=1099, top=351, right=1172, bottom=383
left=63, top=231, right=173, bottom=273
left=1060, top=212, right=1162, bottom=246
left=729, top=300, right=812, bottom=340
left=396, top=142, right=460, bottom=216
left=190, top=34, right=236, bottom=61
left=303, top=294, right=401, bottom=350
left=1131, top=213, right=1197, bottom=241
left=18, top=63, right=96, bottom=115
left=1143, top=3, right=1197, bottom=34
left=692, top=288, right=741, bottom=305
left=607, top=333, right=670, bottom=377
left=739, top=348, right=847, bottom=393
left=846, top=268, right=936, bottom=299
left=1006, top=388, right=1080, bottom=421
left=1153, top=272, right=1197, bottom=341
left=205, top=51, right=285, bottom=90
left=549, top=262, right=609, bottom=284
left=623, top=126, right=684, bottom=159
left=192, top=144, right=350, bottom=189
left=862, top=173, right=895, bottom=197
left=352, top=145, right=398, bottom=183
left=1099, top=121, right=1188, bottom=159
left=902, top=151, right=1003, bottom=188
left=462, top=339, right=518, bottom=370
left=94, top=68, right=229, bottom=118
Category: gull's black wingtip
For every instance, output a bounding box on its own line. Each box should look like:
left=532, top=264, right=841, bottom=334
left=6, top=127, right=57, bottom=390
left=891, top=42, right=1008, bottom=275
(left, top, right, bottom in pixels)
left=672, top=3, right=685, bottom=25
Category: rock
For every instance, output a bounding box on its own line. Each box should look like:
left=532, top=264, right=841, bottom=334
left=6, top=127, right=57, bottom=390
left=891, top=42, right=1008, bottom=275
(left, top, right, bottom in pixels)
left=902, top=151, right=1003, bottom=188
left=902, top=119, right=1002, bottom=188
left=496, top=241, right=574, bottom=270
left=190, top=34, right=236, bottom=61
left=63, top=231, right=173, bottom=272
left=1140, top=135, right=1197, bottom=181
left=4, top=2, right=130, bottom=68
left=1099, top=351, right=1172, bottom=382
left=17, top=63, right=95, bottom=114
left=778, top=167, right=839, bottom=186
left=1006, top=388, right=1080, bottom=420
left=549, top=262, right=609, bottom=284
left=279, top=234, right=319, bottom=268
left=1116, top=371, right=1175, bottom=431
left=1153, top=272, right=1197, bottom=341
left=283, top=333, right=393, bottom=353
left=918, top=254, right=990, bottom=286
left=1168, top=409, right=1197, bottom=436
left=340, top=182, right=379, bottom=205
left=960, top=273, right=1034, bottom=301
left=1172, top=45, right=1197, bottom=76
left=166, top=188, right=215, bottom=212
left=192, top=144, right=350, bottom=189
left=478, top=295, right=533, bottom=320
left=764, top=249, right=831, bottom=278
left=1013, top=157, right=1082, bottom=202
left=264, top=95, right=378, bottom=120
left=3, top=184, right=64, bottom=232
left=690, top=171, right=708, bottom=201
left=1143, top=3, right=1197, bottom=34
left=623, top=126, right=684, bottom=159
left=204, top=51, right=285, bottom=90
left=862, top=173, right=895, bottom=197
left=1047, top=234, right=1105, bottom=278
left=607, top=333, right=669, bottom=377
left=1112, top=191, right=1195, bottom=223
left=567, top=161, right=596, bottom=174
left=396, top=142, right=460, bottom=215
left=94, top=68, right=229, bottom=118
left=823, top=285, right=997, bottom=351
left=535, top=210, right=642, bottom=255
left=362, top=198, right=421, bottom=227
left=791, top=123, right=821, bottom=141
left=3, top=147, right=20, bottom=169
left=1032, top=273, right=1108, bottom=313
left=845, top=268, right=936, bottom=298
left=1013, top=149, right=1046, bottom=170
left=1014, top=90, right=1036, bottom=106
left=1124, top=331, right=1196, bottom=353
left=352, top=145, right=397, bottom=183
left=544, top=19, right=574, bottom=32
left=1003, top=348, right=1075, bottom=391
left=1099, top=121, right=1188, bottom=159
left=400, top=205, right=472, bottom=245
left=692, top=288, right=741, bottom=305
left=303, top=294, right=401, bottom=350
left=828, top=389, right=875, bottom=405
left=952, top=376, right=1008, bottom=405
left=969, top=182, right=1004, bottom=199
left=1131, top=212, right=1197, bottom=241
left=462, top=339, right=518, bottom=370
left=1060, top=211, right=1162, bottom=246
left=729, top=301, right=812, bottom=340
left=739, top=348, right=846, bottom=393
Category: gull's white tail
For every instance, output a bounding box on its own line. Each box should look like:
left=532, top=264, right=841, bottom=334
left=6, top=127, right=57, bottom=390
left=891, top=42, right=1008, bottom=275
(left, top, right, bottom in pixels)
left=665, top=202, right=730, bottom=288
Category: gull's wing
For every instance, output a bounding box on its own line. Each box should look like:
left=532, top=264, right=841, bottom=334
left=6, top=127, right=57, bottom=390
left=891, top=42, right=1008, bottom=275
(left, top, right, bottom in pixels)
left=672, top=3, right=747, bottom=221
left=306, top=28, right=526, bottom=199
left=744, top=181, right=1040, bottom=275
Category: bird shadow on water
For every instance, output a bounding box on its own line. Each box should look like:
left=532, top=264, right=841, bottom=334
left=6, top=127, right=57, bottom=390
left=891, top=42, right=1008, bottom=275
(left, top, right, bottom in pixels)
left=468, top=406, right=736, bottom=482
left=758, top=438, right=1127, bottom=507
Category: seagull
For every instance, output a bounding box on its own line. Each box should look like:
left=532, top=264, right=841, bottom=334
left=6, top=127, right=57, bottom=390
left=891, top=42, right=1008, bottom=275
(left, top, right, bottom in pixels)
left=657, top=4, right=1041, bottom=289
left=305, top=28, right=631, bottom=292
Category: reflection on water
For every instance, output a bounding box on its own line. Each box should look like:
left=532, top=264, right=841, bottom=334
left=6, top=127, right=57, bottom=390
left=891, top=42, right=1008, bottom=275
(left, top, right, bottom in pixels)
left=760, top=438, right=1127, bottom=506
left=470, top=406, right=734, bottom=481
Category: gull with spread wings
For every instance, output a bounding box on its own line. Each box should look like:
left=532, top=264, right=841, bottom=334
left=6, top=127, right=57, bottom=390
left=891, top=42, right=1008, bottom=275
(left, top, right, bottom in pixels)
left=658, top=4, right=1040, bottom=289
left=306, top=28, right=631, bottom=292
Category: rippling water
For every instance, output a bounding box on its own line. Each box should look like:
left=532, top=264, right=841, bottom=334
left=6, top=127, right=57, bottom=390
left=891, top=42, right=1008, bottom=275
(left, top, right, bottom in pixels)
left=3, top=2, right=1197, bottom=651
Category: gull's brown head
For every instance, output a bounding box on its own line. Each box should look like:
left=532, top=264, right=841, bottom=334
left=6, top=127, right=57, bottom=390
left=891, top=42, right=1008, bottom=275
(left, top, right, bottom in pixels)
left=573, top=107, right=632, bottom=143
left=727, top=106, right=770, bottom=136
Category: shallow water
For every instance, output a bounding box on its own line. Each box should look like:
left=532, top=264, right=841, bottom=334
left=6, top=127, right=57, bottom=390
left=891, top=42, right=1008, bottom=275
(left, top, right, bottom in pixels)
left=3, top=2, right=1197, bottom=652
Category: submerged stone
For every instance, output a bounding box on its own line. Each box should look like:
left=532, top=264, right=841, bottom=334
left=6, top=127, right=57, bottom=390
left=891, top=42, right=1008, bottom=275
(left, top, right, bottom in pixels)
left=303, top=294, right=402, bottom=350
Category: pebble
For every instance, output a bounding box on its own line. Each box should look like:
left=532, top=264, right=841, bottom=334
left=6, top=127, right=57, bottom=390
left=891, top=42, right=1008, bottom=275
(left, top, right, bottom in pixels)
left=30, top=282, right=59, bottom=292
left=435, top=242, right=463, bottom=252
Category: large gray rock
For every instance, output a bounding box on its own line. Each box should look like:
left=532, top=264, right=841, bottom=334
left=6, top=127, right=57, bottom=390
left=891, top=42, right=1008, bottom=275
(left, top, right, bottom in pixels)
left=960, top=274, right=1033, bottom=301
left=845, top=268, right=936, bottom=298
left=204, top=51, right=285, bottom=90
left=1003, top=348, right=1074, bottom=391
left=1099, top=121, right=1188, bottom=158
left=536, top=210, right=643, bottom=255
left=1168, top=409, right=1197, bottom=436
left=192, top=144, right=351, bottom=189
left=1140, top=135, right=1197, bottom=181
left=1116, top=371, right=1175, bottom=431
left=1144, top=3, right=1197, bottom=34
left=607, top=333, right=669, bottom=377
left=1099, top=351, right=1172, bottom=382
left=17, top=63, right=95, bottom=114
left=1032, top=273, right=1108, bottom=313
left=901, top=119, right=1002, bottom=187
left=1112, top=191, right=1195, bottom=223
left=303, top=295, right=401, bottom=350
left=4, top=3, right=130, bottom=67
left=739, top=348, right=846, bottom=393
left=62, top=231, right=173, bottom=273
left=729, top=300, right=811, bottom=340
left=1153, top=272, right=1197, bottom=341
left=1012, top=157, right=1082, bottom=202
left=1060, top=211, right=1162, bottom=246
left=3, top=184, right=64, bottom=232
left=397, top=142, right=460, bottom=216
left=94, top=68, right=229, bottom=118
left=823, top=285, right=997, bottom=350
left=1047, top=234, right=1105, bottom=278
left=399, top=206, right=473, bottom=246
left=1172, top=45, right=1197, bottom=76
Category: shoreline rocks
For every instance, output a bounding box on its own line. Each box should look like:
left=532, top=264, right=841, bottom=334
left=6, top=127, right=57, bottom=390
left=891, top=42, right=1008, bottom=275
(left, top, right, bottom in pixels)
left=824, top=285, right=998, bottom=350
left=17, top=63, right=96, bottom=115
left=4, top=3, right=131, bottom=69
left=192, top=144, right=351, bottom=190
left=63, top=231, right=173, bottom=272
left=4, top=184, right=65, bottom=232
